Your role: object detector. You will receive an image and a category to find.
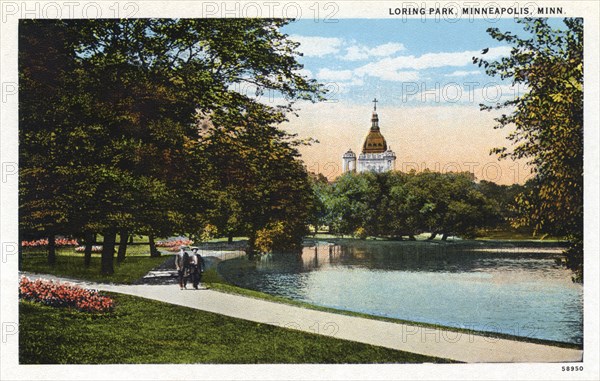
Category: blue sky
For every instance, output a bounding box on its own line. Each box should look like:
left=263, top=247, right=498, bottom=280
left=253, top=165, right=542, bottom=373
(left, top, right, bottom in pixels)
left=282, top=18, right=564, bottom=107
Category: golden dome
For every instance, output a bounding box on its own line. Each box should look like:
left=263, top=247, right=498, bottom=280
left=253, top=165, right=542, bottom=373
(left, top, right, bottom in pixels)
left=362, top=131, right=387, bottom=153
left=362, top=111, right=388, bottom=154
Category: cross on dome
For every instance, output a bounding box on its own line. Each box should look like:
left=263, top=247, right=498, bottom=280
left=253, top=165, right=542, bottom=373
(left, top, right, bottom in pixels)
left=372, top=98, right=378, bottom=111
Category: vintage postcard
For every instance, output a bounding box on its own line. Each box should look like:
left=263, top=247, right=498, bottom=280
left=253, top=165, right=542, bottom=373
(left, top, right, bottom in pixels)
left=1, top=1, right=598, bottom=380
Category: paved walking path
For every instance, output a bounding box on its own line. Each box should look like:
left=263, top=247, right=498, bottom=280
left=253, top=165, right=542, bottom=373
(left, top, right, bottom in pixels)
left=20, top=271, right=582, bottom=363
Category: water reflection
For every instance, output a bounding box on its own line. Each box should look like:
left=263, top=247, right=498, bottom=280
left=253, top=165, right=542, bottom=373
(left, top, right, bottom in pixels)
left=220, top=241, right=583, bottom=344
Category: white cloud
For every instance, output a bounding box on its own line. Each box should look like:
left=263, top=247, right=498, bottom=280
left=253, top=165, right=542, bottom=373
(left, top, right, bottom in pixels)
left=370, top=42, right=406, bottom=57
left=316, top=68, right=354, bottom=81
left=292, top=39, right=510, bottom=85
left=289, top=36, right=407, bottom=61
left=332, top=77, right=365, bottom=94
left=289, top=35, right=342, bottom=57
left=341, top=42, right=406, bottom=61
left=353, top=46, right=510, bottom=82
left=446, top=70, right=482, bottom=77
left=367, top=69, right=420, bottom=82
left=342, top=46, right=369, bottom=61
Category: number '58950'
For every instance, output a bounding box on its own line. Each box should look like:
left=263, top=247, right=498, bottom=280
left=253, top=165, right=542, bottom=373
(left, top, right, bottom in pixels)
left=562, top=366, right=583, bottom=371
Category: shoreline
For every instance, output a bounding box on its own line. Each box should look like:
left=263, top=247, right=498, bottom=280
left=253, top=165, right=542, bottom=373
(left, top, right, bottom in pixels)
left=213, top=265, right=582, bottom=350
left=213, top=237, right=579, bottom=349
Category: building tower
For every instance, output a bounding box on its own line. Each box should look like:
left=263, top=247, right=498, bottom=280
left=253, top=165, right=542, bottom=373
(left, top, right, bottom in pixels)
left=342, top=98, right=396, bottom=173
left=342, top=149, right=357, bottom=172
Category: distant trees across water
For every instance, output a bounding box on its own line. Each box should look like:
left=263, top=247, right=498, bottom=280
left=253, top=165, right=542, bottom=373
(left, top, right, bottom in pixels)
left=309, top=170, right=530, bottom=241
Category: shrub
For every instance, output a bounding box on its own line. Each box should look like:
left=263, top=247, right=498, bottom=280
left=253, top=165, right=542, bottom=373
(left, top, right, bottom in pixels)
left=255, top=222, right=285, bottom=254
left=199, top=224, right=218, bottom=243
left=353, top=227, right=368, bottom=240
left=255, top=221, right=305, bottom=253
left=19, top=277, right=113, bottom=313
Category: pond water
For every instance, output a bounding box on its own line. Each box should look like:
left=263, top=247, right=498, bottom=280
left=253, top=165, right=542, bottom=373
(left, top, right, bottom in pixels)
left=219, top=241, right=583, bottom=344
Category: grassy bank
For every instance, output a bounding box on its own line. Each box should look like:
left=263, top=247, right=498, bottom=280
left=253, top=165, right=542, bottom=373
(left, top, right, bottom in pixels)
left=19, top=293, right=453, bottom=364
left=303, top=235, right=569, bottom=251
left=20, top=249, right=166, bottom=284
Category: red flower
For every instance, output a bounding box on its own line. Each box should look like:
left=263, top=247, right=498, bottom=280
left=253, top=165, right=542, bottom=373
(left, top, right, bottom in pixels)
left=19, top=277, right=113, bottom=313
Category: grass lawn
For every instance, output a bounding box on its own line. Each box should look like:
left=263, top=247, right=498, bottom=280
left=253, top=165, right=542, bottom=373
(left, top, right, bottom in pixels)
left=19, top=293, right=453, bottom=364
left=20, top=248, right=167, bottom=284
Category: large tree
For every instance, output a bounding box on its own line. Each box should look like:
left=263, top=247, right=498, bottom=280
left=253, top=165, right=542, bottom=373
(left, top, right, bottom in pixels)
left=19, top=19, right=324, bottom=274
left=474, top=18, right=583, bottom=281
left=202, top=106, right=316, bottom=256
left=19, top=20, right=83, bottom=265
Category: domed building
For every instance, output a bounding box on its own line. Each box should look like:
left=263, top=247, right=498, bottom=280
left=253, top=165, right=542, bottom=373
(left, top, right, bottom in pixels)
left=342, top=99, right=396, bottom=173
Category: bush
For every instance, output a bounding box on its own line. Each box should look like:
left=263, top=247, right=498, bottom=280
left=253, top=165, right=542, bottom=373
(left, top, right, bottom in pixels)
left=255, top=221, right=306, bottom=254
left=353, top=227, right=368, bottom=240
left=199, top=224, right=218, bottom=243
left=255, top=222, right=285, bottom=254
left=19, top=277, right=113, bottom=313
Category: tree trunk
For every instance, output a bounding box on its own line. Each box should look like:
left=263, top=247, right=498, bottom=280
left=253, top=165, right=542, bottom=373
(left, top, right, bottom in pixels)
left=408, top=235, right=417, bottom=241
left=149, top=234, right=160, bottom=257
left=441, top=233, right=448, bottom=241
left=228, top=234, right=233, bottom=244
left=84, top=232, right=93, bottom=268
left=129, top=234, right=134, bottom=244
left=428, top=232, right=437, bottom=240
left=47, top=234, right=56, bottom=265
left=117, top=229, right=128, bottom=263
left=101, top=228, right=117, bottom=275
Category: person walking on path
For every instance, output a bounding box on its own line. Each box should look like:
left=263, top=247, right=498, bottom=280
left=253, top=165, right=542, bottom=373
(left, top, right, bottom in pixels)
left=175, top=246, right=190, bottom=290
left=190, top=248, right=205, bottom=289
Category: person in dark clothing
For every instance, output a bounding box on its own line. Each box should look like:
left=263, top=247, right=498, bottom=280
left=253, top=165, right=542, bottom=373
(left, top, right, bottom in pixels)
left=190, top=248, right=205, bottom=289
left=175, top=246, right=191, bottom=290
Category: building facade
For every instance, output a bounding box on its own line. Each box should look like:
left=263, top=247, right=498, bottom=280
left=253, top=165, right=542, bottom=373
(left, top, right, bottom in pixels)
left=342, top=99, right=396, bottom=173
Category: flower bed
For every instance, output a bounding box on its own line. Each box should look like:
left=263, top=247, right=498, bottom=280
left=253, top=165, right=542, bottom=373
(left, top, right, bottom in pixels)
left=156, top=239, right=194, bottom=252
left=19, top=277, right=113, bottom=313
left=74, top=245, right=103, bottom=253
left=21, top=238, right=79, bottom=247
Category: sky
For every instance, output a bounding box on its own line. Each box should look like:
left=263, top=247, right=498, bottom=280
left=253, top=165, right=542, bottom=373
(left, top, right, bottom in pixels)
left=267, top=18, right=564, bottom=185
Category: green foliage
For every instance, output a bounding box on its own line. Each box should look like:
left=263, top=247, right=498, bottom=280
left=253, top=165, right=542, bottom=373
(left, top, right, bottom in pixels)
left=199, top=224, right=219, bottom=243
left=255, top=221, right=286, bottom=253
left=204, top=117, right=315, bottom=254
left=19, top=19, right=324, bottom=273
left=475, top=18, right=583, bottom=281
left=315, top=171, right=501, bottom=239
left=353, top=227, right=368, bottom=240
left=19, top=293, right=450, bottom=364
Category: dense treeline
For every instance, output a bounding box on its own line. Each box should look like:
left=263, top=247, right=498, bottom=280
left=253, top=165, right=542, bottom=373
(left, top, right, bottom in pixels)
left=19, top=19, right=323, bottom=273
left=310, top=171, right=527, bottom=240
left=475, top=18, right=583, bottom=281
